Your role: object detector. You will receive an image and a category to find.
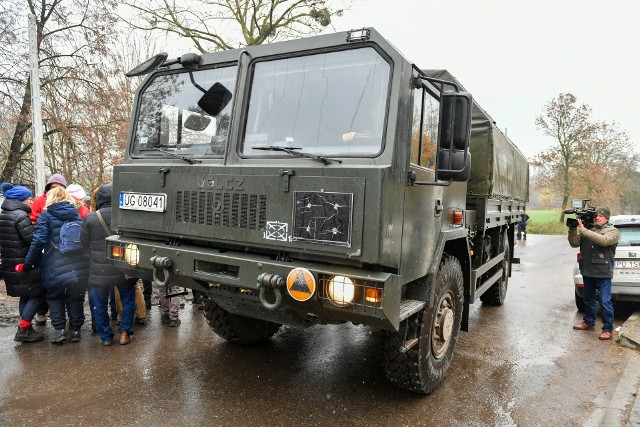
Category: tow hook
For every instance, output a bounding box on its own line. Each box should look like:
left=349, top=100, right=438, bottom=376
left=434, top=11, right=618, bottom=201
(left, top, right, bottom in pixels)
left=257, top=273, right=284, bottom=310
left=150, top=256, right=173, bottom=287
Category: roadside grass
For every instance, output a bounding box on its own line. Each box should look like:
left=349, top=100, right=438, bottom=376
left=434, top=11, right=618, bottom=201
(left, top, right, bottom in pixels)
left=527, top=209, right=568, bottom=235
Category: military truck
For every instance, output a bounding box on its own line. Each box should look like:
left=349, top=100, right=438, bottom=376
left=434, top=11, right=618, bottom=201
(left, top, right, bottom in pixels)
left=108, top=28, right=529, bottom=394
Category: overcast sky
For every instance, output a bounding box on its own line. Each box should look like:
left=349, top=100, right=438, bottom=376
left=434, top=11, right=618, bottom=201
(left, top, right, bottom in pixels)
left=325, top=0, right=640, bottom=159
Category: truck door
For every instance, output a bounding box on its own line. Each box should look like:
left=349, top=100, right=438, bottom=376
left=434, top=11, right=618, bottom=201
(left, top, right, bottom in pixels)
left=400, top=83, right=443, bottom=280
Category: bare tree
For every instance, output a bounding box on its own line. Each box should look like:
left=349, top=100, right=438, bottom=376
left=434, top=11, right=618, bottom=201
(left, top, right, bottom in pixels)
left=0, top=0, right=117, bottom=185
left=121, top=0, right=349, bottom=52
left=573, top=121, right=638, bottom=213
left=532, top=93, right=597, bottom=222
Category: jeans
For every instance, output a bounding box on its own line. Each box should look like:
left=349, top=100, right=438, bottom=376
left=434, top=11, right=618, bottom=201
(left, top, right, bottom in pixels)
left=89, top=283, right=136, bottom=342
left=47, top=284, right=86, bottom=331
left=19, top=295, right=40, bottom=323
left=36, top=294, right=49, bottom=315
left=583, top=276, right=614, bottom=332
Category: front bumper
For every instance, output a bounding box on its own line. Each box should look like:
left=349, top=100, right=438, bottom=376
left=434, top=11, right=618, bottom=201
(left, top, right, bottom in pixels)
left=106, top=235, right=403, bottom=330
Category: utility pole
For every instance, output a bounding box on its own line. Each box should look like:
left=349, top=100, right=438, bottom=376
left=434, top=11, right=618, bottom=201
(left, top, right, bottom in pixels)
left=28, top=13, right=46, bottom=195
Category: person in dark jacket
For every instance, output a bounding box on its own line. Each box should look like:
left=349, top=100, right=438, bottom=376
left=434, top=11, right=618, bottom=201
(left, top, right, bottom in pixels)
left=0, top=186, right=43, bottom=342
left=81, top=183, right=137, bottom=346
left=568, top=207, right=620, bottom=340
left=24, top=187, right=89, bottom=344
left=29, top=173, right=67, bottom=325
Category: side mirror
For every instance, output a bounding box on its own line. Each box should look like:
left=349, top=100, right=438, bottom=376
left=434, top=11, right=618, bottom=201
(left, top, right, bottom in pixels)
left=436, top=92, right=472, bottom=182
left=198, top=82, right=232, bottom=116
left=438, top=92, right=472, bottom=150
left=125, top=53, right=169, bottom=77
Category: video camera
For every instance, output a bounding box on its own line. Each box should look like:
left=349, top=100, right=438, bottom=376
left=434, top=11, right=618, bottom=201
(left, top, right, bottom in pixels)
left=564, top=199, right=597, bottom=229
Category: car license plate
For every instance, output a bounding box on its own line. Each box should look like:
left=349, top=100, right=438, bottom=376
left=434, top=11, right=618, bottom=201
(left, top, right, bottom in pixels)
left=119, top=192, right=167, bottom=212
left=614, top=260, right=640, bottom=269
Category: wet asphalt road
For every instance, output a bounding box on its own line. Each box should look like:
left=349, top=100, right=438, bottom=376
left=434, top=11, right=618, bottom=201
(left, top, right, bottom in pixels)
left=0, top=234, right=639, bottom=427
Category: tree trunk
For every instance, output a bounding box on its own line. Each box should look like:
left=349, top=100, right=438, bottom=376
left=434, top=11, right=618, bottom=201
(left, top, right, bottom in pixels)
left=1, top=80, right=32, bottom=183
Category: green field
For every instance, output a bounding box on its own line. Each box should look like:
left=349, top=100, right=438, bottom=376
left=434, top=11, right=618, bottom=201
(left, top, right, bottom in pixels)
left=526, top=209, right=568, bottom=235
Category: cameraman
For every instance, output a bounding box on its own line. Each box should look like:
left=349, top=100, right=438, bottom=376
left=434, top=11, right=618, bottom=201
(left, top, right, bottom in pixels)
left=568, top=207, right=620, bottom=340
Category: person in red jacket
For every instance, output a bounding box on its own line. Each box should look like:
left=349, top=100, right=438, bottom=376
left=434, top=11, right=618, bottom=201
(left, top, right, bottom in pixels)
left=29, top=173, right=68, bottom=224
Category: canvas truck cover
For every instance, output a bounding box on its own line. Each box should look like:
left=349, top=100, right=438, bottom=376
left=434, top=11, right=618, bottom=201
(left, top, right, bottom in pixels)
left=423, top=70, right=529, bottom=202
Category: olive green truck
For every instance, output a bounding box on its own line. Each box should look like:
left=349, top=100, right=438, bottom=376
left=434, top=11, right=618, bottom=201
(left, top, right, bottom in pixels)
left=108, top=28, right=529, bottom=394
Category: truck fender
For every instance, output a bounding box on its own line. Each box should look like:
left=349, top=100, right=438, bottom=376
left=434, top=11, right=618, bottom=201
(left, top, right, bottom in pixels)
left=404, top=230, right=471, bottom=331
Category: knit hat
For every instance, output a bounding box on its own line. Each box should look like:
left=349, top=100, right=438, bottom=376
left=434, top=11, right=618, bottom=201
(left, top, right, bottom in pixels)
left=4, top=185, right=33, bottom=202
left=0, top=182, right=13, bottom=194
left=44, top=173, right=67, bottom=192
left=596, top=207, right=611, bottom=220
left=67, top=184, right=87, bottom=200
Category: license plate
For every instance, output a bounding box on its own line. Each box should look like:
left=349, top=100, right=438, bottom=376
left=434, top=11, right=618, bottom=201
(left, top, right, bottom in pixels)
left=614, top=260, right=640, bottom=269
left=119, top=192, right=167, bottom=212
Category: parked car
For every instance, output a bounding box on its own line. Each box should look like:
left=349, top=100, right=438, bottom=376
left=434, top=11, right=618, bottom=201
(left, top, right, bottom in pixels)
left=573, top=215, right=640, bottom=311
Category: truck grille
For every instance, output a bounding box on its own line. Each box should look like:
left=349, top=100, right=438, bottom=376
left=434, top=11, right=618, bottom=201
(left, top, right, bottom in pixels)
left=175, top=191, right=267, bottom=229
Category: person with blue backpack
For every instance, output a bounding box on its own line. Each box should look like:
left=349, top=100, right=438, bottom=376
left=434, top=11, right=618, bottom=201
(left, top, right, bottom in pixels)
left=24, top=186, right=89, bottom=344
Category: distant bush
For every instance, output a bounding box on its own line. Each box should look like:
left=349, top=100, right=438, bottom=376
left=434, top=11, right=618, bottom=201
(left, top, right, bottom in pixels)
left=526, top=209, right=570, bottom=235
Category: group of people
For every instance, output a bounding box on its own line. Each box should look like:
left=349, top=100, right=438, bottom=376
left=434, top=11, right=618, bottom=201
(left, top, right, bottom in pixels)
left=0, top=174, right=183, bottom=346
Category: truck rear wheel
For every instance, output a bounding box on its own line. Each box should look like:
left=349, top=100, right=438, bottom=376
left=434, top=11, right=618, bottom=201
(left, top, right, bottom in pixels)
left=480, top=230, right=510, bottom=306
left=382, top=256, right=464, bottom=394
left=203, top=298, right=282, bottom=344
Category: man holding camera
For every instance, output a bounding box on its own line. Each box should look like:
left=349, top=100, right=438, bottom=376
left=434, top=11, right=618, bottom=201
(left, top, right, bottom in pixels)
left=568, top=207, right=620, bottom=340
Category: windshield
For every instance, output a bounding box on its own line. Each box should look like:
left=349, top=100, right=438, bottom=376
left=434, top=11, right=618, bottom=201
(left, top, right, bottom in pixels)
left=241, top=47, right=390, bottom=158
left=616, top=225, right=640, bottom=246
left=132, top=66, right=237, bottom=158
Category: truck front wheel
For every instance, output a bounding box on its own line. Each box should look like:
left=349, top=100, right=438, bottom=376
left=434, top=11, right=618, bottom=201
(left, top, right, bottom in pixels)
left=203, top=299, right=282, bottom=344
left=382, top=256, right=464, bottom=394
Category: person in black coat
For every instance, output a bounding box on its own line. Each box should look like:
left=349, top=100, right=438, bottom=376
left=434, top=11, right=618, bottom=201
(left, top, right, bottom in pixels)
left=0, top=186, right=44, bottom=342
left=81, top=183, right=136, bottom=346
left=24, top=187, right=89, bottom=344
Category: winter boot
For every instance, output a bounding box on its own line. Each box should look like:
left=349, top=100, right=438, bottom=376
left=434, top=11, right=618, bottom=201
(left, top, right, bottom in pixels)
left=14, top=325, right=44, bottom=343
left=69, top=330, right=81, bottom=343
left=34, top=313, right=47, bottom=325
left=50, top=329, right=67, bottom=344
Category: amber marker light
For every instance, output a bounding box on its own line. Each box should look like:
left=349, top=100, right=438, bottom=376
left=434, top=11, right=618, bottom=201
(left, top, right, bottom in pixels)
left=365, top=287, right=382, bottom=303
left=450, top=209, right=463, bottom=226
left=112, top=246, right=124, bottom=258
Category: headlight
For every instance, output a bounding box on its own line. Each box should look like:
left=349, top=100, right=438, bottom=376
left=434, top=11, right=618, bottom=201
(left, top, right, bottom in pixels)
left=326, top=275, right=357, bottom=307
left=124, top=244, right=139, bottom=266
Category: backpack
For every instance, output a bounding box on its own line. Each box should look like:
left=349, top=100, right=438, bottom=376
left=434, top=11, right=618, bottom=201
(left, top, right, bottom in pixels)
left=52, top=220, right=84, bottom=253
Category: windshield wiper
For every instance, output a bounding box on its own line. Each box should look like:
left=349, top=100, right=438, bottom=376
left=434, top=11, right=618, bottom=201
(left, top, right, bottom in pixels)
left=252, top=145, right=342, bottom=165
left=141, top=147, right=202, bottom=164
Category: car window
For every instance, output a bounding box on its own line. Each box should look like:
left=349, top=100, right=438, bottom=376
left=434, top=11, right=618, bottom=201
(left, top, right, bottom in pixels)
left=615, top=225, right=640, bottom=246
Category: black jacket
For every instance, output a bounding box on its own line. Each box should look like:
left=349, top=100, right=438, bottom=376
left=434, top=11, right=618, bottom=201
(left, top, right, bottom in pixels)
left=81, top=184, right=133, bottom=288
left=0, top=198, right=42, bottom=296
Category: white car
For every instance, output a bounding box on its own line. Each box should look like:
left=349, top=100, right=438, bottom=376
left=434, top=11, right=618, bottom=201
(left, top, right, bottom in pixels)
left=573, top=215, right=640, bottom=311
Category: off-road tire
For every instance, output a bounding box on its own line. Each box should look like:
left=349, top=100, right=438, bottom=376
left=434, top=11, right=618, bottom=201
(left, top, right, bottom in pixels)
left=203, top=298, right=281, bottom=344
left=480, top=230, right=510, bottom=306
left=382, top=256, right=464, bottom=394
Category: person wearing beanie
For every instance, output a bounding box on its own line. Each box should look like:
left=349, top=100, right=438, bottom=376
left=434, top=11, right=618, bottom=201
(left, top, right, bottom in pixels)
left=568, top=206, right=620, bottom=340
left=29, top=173, right=68, bottom=224
left=0, top=182, right=13, bottom=194
left=0, top=186, right=44, bottom=343
left=81, top=183, right=137, bottom=346
left=67, top=184, right=89, bottom=219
